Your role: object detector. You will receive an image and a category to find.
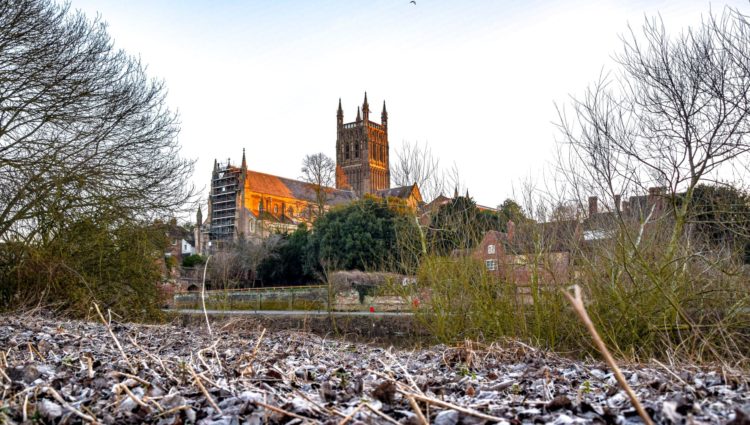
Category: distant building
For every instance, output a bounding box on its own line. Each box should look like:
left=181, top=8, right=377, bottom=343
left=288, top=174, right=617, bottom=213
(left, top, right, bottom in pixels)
left=473, top=187, right=674, bottom=297
left=201, top=93, right=422, bottom=251
left=205, top=152, right=357, bottom=248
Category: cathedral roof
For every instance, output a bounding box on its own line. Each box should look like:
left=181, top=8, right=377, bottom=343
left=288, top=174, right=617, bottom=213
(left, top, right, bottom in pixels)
left=245, top=169, right=357, bottom=206
left=376, top=185, right=418, bottom=200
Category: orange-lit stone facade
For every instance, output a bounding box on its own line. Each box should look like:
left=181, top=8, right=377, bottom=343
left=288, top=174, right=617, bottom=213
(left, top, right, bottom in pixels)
left=200, top=93, right=425, bottom=250
left=335, top=93, right=390, bottom=196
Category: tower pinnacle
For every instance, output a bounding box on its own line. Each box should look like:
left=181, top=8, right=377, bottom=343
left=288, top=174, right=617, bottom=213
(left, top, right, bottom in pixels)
left=362, top=92, right=370, bottom=121
left=381, top=100, right=388, bottom=128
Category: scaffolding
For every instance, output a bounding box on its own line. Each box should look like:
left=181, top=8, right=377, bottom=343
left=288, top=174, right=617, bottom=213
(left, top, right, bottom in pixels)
left=208, top=163, right=241, bottom=244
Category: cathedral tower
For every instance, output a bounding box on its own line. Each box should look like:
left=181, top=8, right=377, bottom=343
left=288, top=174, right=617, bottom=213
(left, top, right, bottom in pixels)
left=335, top=93, right=390, bottom=195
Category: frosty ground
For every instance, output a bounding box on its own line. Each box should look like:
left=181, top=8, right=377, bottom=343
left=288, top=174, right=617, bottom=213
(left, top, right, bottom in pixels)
left=0, top=314, right=748, bottom=424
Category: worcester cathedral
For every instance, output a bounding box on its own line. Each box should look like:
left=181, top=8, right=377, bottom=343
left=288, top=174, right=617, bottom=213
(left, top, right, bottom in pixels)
left=195, top=93, right=422, bottom=252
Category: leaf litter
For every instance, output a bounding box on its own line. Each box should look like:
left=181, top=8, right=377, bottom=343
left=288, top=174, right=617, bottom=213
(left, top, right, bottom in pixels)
left=0, top=313, right=748, bottom=424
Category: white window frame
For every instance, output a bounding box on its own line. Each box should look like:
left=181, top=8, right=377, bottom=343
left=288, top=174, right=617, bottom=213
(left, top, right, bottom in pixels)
left=487, top=244, right=496, bottom=254
left=485, top=259, right=497, bottom=271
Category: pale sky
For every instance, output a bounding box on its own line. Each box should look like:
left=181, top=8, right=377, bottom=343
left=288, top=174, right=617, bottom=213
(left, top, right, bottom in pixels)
left=69, top=0, right=746, bottom=208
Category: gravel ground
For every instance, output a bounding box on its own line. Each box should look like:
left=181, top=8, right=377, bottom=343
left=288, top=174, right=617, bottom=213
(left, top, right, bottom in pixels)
left=0, top=313, right=748, bottom=424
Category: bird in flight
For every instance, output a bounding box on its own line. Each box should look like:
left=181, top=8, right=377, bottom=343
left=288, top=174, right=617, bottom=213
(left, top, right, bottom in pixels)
left=410, top=0, right=416, bottom=4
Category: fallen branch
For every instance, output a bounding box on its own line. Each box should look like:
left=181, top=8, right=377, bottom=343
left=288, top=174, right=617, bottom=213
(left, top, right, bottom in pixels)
left=563, top=285, right=654, bottom=425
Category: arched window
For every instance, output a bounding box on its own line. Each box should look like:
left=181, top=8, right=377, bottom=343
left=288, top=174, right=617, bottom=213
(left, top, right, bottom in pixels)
left=345, top=144, right=350, bottom=160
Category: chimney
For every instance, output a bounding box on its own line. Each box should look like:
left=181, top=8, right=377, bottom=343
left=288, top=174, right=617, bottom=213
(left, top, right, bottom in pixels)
left=506, top=220, right=515, bottom=244
left=621, top=200, right=630, bottom=214
left=614, top=194, right=621, bottom=212
left=588, top=196, right=598, bottom=216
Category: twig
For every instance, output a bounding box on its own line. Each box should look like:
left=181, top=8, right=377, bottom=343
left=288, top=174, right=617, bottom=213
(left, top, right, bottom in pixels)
left=337, top=403, right=364, bottom=425
left=112, top=371, right=149, bottom=386
left=28, top=342, right=45, bottom=362
left=651, top=358, right=689, bottom=386
left=406, top=395, right=428, bottom=425
left=399, top=389, right=507, bottom=423
left=0, top=367, right=11, bottom=383
left=242, top=328, right=267, bottom=376
left=384, top=350, right=424, bottom=395
left=115, top=383, right=148, bottom=409
left=23, top=392, right=29, bottom=422
left=93, top=303, right=135, bottom=373
left=43, top=386, right=97, bottom=423
left=83, top=355, right=94, bottom=379
left=364, top=403, right=401, bottom=425
left=144, top=396, right=165, bottom=413
left=188, top=364, right=222, bottom=415
left=156, top=404, right=189, bottom=418
left=563, top=285, right=654, bottom=425
left=201, top=255, right=213, bottom=337
left=292, top=389, right=346, bottom=418
left=255, top=400, right=319, bottom=423
left=127, top=335, right=175, bottom=381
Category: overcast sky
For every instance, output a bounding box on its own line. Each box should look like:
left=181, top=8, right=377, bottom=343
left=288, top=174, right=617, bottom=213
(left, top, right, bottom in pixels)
left=69, top=0, right=746, bottom=208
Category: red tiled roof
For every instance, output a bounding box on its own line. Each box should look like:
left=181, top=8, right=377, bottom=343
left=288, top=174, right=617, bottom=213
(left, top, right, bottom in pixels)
left=245, top=170, right=356, bottom=206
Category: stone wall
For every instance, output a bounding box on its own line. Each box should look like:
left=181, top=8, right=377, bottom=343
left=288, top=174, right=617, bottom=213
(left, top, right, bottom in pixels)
left=173, top=284, right=415, bottom=312
left=173, top=286, right=328, bottom=310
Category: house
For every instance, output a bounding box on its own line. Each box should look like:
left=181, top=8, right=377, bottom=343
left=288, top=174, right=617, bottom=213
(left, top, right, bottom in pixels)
left=475, top=187, right=674, bottom=292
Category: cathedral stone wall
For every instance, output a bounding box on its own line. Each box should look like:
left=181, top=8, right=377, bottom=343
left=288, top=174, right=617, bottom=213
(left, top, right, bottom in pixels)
left=335, top=93, right=390, bottom=196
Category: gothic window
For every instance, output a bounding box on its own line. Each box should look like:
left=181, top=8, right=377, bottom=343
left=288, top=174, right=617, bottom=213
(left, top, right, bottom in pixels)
left=355, top=142, right=360, bottom=158
left=345, top=144, right=349, bottom=160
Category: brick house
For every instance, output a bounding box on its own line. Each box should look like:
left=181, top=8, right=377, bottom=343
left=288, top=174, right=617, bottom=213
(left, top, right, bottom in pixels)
left=475, top=188, right=673, bottom=295
left=475, top=220, right=579, bottom=298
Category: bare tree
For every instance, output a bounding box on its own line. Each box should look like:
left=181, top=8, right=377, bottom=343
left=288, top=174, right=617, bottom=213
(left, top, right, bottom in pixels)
left=0, top=1, right=195, bottom=244
left=391, top=141, right=447, bottom=202
left=300, top=152, right=335, bottom=217
left=557, top=7, right=750, bottom=256
left=209, top=235, right=282, bottom=289
left=554, top=7, right=750, bottom=362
